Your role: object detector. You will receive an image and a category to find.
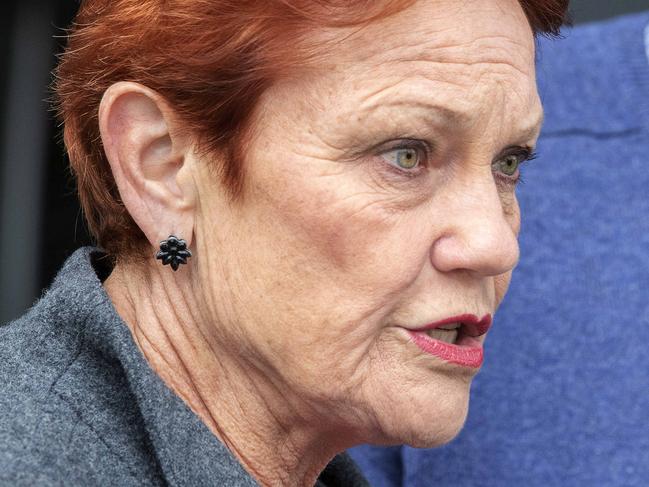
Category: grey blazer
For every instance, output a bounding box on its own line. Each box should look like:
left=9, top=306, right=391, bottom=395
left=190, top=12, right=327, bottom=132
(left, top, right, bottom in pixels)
left=0, top=247, right=370, bottom=486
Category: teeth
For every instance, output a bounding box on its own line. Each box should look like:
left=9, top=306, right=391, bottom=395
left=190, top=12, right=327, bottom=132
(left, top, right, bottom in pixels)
left=437, top=322, right=462, bottom=330
left=424, top=328, right=459, bottom=344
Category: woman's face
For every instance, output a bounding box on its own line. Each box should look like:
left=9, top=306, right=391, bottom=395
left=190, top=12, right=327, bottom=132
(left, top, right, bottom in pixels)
left=193, top=0, right=541, bottom=447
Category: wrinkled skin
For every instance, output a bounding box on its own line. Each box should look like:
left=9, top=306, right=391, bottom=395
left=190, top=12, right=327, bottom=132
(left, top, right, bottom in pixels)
left=102, top=0, right=542, bottom=485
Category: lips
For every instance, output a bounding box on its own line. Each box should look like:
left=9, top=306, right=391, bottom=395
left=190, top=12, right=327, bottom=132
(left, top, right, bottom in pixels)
left=404, top=314, right=492, bottom=368
left=410, top=314, right=492, bottom=337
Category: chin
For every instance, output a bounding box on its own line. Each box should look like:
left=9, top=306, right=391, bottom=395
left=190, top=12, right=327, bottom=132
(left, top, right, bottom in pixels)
left=402, top=397, right=470, bottom=449
left=364, top=373, right=474, bottom=449
left=405, top=411, right=469, bottom=449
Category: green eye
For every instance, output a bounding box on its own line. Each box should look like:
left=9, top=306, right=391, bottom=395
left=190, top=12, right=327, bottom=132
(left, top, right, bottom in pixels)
left=496, top=154, right=521, bottom=177
left=383, top=148, right=419, bottom=170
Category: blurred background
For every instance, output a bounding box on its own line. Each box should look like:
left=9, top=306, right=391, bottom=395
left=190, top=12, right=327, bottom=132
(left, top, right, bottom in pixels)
left=1, top=0, right=648, bottom=324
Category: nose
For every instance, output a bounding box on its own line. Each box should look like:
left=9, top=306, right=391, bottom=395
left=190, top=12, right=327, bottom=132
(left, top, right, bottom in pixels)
left=430, top=180, right=520, bottom=277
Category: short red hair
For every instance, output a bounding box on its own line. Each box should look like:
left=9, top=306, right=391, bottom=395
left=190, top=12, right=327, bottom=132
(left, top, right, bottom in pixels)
left=54, top=0, right=569, bottom=263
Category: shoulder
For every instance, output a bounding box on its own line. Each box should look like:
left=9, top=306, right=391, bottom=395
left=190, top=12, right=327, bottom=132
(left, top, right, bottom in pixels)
left=0, top=248, right=164, bottom=485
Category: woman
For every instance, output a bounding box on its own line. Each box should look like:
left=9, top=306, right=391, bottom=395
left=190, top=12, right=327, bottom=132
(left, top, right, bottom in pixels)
left=0, top=0, right=568, bottom=485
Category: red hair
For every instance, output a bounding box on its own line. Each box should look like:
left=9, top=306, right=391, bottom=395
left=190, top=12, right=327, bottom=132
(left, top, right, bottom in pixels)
left=53, top=0, right=569, bottom=263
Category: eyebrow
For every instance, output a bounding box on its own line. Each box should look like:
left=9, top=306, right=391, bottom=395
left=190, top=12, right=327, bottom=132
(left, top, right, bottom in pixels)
left=358, top=97, right=545, bottom=143
left=518, top=111, right=544, bottom=142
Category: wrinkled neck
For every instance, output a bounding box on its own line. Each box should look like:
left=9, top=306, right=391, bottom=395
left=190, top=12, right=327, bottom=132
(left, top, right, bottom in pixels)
left=102, top=261, right=346, bottom=487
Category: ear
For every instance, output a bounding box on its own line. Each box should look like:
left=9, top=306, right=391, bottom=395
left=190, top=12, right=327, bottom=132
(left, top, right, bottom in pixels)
left=98, top=82, right=196, bottom=252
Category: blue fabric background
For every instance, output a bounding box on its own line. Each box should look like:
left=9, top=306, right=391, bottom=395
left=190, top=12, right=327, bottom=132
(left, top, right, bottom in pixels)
left=349, top=11, right=649, bottom=487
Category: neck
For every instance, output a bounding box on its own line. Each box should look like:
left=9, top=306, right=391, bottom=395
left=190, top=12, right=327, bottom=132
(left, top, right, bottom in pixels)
left=103, top=261, right=348, bottom=487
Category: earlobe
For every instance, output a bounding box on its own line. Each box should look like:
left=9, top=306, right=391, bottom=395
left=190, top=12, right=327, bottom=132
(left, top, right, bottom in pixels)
left=98, top=82, right=195, bottom=250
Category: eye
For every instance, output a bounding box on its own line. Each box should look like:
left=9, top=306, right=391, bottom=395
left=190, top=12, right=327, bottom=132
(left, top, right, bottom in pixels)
left=497, top=154, right=520, bottom=176
left=493, top=148, right=536, bottom=180
left=380, top=146, right=421, bottom=171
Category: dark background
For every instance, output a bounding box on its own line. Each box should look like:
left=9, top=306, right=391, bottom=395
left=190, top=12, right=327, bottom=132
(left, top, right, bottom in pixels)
left=1, top=0, right=648, bottom=324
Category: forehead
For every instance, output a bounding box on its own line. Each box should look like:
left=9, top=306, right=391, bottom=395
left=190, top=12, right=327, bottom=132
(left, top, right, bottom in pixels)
left=291, top=0, right=541, bottom=138
left=333, top=0, right=535, bottom=68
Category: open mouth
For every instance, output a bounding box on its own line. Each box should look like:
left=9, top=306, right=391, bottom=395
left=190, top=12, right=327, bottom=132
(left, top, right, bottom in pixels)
left=422, top=320, right=489, bottom=345
left=423, top=322, right=462, bottom=344
left=404, top=314, right=492, bottom=368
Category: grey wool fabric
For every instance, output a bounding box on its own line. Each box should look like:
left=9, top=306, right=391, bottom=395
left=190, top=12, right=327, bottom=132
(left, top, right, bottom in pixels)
left=0, top=247, right=370, bottom=487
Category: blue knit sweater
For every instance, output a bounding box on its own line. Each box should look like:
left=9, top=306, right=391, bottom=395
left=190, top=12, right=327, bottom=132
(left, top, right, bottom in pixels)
left=350, top=11, right=649, bottom=487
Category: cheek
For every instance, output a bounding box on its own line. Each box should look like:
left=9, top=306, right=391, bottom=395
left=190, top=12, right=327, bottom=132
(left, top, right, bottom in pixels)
left=275, top=184, right=428, bottom=304
left=494, top=195, right=520, bottom=305
left=510, top=193, right=521, bottom=235
left=494, top=271, right=513, bottom=307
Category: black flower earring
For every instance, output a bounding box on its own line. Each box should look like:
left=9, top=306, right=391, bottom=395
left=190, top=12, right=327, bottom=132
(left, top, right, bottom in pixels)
left=155, top=235, right=192, bottom=271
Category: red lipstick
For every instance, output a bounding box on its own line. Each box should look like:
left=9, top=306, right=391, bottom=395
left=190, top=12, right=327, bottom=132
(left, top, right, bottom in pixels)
left=406, top=314, right=492, bottom=368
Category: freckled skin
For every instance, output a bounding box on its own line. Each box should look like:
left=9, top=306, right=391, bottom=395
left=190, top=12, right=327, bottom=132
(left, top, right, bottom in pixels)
left=193, top=0, right=540, bottom=462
